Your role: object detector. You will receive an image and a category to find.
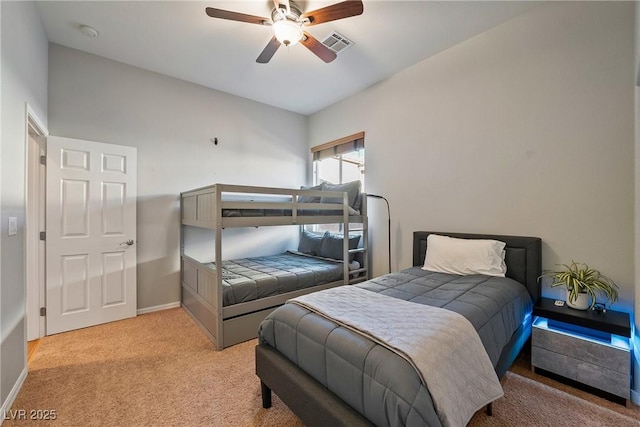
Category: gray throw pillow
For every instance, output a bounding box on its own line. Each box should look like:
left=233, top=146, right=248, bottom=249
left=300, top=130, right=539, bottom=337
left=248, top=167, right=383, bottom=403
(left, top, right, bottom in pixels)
left=318, top=232, right=361, bottom=261
left=297, top=183, right=324, bottom=204
left=319, top=180, right=361, bottom=210
left=298, top=230, right=327, bottom=255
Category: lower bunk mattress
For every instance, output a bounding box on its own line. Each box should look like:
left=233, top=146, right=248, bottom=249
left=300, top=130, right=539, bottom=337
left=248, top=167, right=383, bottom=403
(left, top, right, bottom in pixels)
left=205, top=251, right=356, bottom=307
left=258, top=266, right=533, bottom=427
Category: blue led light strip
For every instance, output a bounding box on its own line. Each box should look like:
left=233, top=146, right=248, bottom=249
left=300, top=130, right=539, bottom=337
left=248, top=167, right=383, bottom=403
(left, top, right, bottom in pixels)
left=533, top=317, right=630, bottom=351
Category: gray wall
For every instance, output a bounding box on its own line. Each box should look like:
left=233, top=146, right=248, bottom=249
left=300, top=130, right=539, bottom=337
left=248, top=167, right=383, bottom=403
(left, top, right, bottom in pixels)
left=310, top=1, right=635, bottom=309
left=636, top=1, right=640, bottom=86
left=633, top=0, right=640, bottom=405
left=48, top=44, right=308, bottom=310
left=0, top=0, right=48, bottom=409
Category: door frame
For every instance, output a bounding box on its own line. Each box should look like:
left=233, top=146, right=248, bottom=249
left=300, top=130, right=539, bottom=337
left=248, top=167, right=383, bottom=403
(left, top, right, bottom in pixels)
left=25, top=103, right=48, bottom=341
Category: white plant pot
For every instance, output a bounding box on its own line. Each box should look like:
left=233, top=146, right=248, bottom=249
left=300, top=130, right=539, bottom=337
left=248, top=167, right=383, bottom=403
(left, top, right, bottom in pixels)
left=566, top=290, right=589, bottom=310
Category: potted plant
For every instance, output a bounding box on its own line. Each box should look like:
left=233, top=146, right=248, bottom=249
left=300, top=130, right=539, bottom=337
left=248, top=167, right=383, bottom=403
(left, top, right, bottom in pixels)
left=542, top=261, right=619, bottom=310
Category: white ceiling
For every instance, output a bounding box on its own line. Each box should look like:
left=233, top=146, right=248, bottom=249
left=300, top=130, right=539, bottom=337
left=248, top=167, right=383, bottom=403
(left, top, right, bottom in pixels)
left=35, top=1, right=541, bottom=115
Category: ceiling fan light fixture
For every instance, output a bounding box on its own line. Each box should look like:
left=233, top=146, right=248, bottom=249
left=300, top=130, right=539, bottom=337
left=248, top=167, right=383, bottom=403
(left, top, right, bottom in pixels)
left=272, top=20, right=303, bottom=46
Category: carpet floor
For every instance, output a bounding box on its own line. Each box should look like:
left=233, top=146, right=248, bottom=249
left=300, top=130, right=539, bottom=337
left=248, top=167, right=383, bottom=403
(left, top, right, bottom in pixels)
left=7, top=308, right=640, bottom=426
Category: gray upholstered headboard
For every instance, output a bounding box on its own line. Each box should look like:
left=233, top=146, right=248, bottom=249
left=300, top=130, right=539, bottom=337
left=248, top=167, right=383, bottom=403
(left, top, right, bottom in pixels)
left=413, top=231, right=542, bottom=303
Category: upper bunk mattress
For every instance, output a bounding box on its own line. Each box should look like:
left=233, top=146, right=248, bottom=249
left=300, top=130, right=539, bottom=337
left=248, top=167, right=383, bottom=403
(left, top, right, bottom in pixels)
left=220, top=180, right=363, bottom=218
left=258, top=267, right=533, bottom=426
left=205, top=252, right=346, bottom=307
left=221, top=206, right=360, bottom=218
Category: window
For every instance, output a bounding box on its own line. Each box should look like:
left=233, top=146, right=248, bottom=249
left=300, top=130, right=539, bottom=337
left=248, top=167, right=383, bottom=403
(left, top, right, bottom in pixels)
left=310, top=132, right=365, bottom=234
left=312, top=132, right=364, bottom=188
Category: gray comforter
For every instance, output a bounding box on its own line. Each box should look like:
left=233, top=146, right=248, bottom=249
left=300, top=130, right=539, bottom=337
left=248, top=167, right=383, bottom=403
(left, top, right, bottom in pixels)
left=258, top=267, right=533, bottom=427
left=290, top=286, right=504, bottom=427
left=206, top=252, right=344, bottom=306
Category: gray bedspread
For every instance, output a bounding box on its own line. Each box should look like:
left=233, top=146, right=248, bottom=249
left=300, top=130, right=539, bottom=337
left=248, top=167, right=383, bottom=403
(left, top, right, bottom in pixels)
left=258, top=266, right=533, bottom=427
left=290, top=286, right=504, bottom=427
left=206, top=252, right=344, bottom=307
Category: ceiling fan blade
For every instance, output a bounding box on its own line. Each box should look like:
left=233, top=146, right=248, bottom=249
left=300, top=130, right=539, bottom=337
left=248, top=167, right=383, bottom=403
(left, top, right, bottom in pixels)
left=300, top=31, right=337, bottom=63
left=301, top=0, right=363, bottom=26
left=205, top=7, right=269, bottom=25
left=256, top=36, right=282, bottom=63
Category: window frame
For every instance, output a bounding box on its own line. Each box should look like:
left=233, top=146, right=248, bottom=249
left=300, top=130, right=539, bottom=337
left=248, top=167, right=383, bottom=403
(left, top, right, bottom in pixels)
left=311, top=131, right=365, bottom=187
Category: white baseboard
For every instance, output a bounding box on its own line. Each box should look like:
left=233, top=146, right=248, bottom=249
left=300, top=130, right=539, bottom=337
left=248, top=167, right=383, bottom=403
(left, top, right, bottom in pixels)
left=1, top=367, right=28, bottom=425
left=136, top=301, right=181, bottom=315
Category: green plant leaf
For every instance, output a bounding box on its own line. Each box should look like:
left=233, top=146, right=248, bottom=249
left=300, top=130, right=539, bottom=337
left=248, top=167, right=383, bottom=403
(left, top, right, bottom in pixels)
left=541, top=261, right=618, bottom=307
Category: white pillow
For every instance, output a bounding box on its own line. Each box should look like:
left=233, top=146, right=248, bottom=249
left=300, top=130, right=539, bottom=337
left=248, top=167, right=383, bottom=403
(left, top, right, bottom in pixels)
left=422, top=234, right=507, bottom=277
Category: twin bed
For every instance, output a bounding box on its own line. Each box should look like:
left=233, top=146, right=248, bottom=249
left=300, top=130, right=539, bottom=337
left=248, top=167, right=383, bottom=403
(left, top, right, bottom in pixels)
left=256, top=231, right=542, bottom=427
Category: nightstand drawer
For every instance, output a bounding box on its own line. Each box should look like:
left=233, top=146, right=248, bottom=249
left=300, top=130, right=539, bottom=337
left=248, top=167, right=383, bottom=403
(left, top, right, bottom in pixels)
left=532, top=327, right=629, bottom=374
left=531, top=346, right=630, bottom=399
left=531, top=323, right=630, bottom=400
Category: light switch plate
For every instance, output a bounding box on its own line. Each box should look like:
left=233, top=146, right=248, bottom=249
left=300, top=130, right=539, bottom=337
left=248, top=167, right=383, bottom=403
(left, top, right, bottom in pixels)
left=8, top=217, right=17, bottom=236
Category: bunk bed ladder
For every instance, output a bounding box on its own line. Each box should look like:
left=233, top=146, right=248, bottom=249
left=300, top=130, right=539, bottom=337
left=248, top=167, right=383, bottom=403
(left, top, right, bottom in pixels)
left=346, top=194, right=369, bottom=284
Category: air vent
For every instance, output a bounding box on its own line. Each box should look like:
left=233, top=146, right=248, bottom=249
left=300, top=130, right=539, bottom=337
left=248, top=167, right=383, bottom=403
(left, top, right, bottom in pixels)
left=321, top=31, right=354, bottom=54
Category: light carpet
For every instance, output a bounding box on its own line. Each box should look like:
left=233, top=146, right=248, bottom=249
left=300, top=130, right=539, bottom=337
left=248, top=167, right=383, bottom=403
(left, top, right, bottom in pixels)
left=6, top=308, right=639, bottom=426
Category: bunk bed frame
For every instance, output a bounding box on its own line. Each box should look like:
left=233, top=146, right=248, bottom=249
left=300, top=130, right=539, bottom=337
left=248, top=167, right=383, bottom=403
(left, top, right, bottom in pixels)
left=180, top=183, right=368, bottom=350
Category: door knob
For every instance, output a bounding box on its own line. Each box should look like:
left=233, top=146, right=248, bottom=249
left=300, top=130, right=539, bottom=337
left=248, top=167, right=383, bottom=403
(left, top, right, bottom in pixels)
left=121, top=239, right=134, bottom=246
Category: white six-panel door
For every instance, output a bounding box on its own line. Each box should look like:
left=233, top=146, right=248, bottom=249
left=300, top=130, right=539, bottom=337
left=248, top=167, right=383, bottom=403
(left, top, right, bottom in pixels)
left=46, top=136, right=137, bottom=335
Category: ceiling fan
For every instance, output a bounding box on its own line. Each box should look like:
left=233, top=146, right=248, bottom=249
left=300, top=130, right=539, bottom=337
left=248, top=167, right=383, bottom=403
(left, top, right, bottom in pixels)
left=205, top=0, right=364, bottom=64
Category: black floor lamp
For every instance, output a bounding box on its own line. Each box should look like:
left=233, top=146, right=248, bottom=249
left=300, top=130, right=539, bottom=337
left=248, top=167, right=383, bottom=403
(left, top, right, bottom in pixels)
left=366, top=194, right=391, bottom=273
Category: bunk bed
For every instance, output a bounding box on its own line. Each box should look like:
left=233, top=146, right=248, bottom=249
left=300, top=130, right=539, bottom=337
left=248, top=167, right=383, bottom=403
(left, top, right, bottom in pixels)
left=256, top=231, right=542, bottom=427
left=180, top=182, right=368, bottom=350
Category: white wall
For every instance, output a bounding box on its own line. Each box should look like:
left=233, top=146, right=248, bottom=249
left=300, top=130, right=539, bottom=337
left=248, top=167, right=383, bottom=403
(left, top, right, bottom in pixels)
left=310, top=1, right=635, bottom=310
left=48, top=44, right=308, bottom=311
left=0, top=0, right=48, bottom=411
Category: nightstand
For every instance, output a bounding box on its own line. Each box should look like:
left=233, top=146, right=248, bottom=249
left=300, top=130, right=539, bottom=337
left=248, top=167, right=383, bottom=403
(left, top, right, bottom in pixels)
left=531, top=297, right=631, bottom=405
